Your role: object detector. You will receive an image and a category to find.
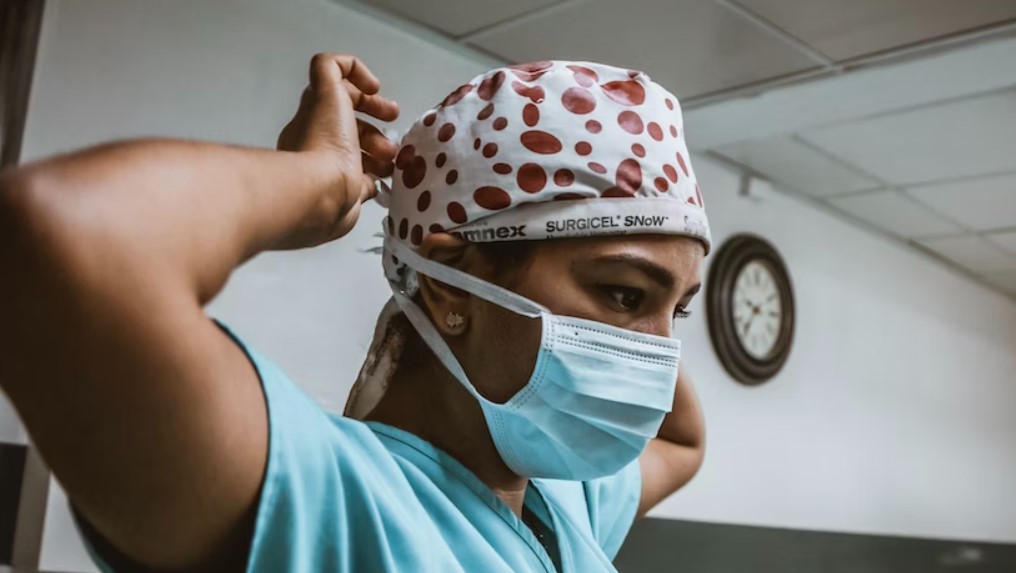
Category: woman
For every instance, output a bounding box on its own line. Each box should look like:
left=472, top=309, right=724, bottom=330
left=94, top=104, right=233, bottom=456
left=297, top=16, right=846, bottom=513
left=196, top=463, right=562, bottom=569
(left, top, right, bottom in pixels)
left=0, top=55, right=707, bottom=572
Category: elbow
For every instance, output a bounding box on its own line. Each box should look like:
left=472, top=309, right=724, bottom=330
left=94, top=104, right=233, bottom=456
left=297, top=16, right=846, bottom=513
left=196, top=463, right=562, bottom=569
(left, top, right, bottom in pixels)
left=0, top=167, right=62, bottom=263
left=0, top=168, right=43, bottom=253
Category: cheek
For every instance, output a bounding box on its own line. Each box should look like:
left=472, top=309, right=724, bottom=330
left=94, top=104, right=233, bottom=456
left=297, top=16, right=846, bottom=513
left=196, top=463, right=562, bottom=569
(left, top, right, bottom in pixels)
left=469, top=300, right=542, bottom=404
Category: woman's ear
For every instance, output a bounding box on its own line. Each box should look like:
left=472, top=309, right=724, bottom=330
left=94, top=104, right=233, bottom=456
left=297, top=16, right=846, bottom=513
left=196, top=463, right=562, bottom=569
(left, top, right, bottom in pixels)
left=417, top=233, right=473, bottom=336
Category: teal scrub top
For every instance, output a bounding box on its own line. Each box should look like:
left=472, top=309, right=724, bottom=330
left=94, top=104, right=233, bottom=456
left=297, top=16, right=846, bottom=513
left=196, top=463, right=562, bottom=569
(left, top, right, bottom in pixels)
left=74, top=321, right=642, bottom=573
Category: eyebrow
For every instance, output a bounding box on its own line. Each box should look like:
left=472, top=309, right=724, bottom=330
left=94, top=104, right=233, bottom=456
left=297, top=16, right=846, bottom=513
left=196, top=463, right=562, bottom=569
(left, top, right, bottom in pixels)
left=592, top=253, right=696, bottom=291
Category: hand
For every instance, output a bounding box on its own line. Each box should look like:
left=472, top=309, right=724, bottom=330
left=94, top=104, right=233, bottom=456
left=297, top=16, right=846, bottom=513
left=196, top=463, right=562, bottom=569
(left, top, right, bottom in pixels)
left=274, top=53, right=400, bottom=249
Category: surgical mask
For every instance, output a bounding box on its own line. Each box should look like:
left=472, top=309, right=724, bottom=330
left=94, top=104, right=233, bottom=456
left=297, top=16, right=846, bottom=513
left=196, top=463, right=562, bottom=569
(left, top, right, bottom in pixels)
left=385, top=238, right=681, bottom=480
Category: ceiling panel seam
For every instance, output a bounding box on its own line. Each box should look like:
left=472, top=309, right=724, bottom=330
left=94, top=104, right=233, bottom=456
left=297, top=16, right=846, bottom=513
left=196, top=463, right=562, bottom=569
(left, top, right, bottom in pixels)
left=706, top=0, right=839, bottom=69
left=456, top=0, right=589, bottom=43
left=793, top=85, right=1016, bottom=138
left=704, top=151, right=1016, bottom=303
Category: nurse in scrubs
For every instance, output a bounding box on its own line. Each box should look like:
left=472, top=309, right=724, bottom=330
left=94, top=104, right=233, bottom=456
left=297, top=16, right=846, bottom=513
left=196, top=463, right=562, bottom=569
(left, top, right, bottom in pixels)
left=0, top=55, right=707, bottom=572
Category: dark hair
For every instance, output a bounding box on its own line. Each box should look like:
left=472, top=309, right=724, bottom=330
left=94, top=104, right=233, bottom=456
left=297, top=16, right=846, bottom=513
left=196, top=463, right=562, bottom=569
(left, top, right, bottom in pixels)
left=387, top=241, right=537, bottom=375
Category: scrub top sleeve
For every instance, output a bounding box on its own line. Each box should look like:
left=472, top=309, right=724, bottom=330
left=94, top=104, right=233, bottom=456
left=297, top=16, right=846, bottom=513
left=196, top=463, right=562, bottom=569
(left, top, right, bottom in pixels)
left=70, top=319, right=361, bottom=573
left=582, top=458, right=642, bottom=559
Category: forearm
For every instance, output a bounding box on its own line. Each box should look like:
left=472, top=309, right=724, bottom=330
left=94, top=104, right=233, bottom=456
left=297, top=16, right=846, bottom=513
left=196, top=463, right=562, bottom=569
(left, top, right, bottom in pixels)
left=5, top=138, right=335, bottom=303
left=657, top=367, right=706, bottom=450
left=637, top=368, right=706, bottom=515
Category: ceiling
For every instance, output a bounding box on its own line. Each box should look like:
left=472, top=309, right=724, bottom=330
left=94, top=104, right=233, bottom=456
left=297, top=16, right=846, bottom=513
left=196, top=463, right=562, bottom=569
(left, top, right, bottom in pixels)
left=350, top=0, right=1016, bottom=102
left=339, top=0, right=1016, bottom=300
left=712, top=86, right=1016, bottom=298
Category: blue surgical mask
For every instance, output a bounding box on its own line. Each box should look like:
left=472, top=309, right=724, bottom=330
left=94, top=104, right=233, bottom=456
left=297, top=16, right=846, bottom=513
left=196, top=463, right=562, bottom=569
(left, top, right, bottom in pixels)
left=386, top=239, right=681, bottom=480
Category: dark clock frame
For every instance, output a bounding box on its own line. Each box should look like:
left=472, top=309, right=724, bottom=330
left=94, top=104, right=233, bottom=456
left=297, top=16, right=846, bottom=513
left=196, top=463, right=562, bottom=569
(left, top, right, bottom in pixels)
left=705, top=234, right=795, bottom=386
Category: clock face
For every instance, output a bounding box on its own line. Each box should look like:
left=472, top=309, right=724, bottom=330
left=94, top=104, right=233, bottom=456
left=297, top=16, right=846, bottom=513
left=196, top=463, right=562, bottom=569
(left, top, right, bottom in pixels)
left=732, top=261, right=783, bottom=360
left=705, top=235, right=795, bottom=386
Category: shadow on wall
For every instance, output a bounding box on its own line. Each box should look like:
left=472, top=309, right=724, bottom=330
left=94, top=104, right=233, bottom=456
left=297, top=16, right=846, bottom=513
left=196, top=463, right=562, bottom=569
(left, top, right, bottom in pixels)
left=615, top=518, right=1016, bottom=573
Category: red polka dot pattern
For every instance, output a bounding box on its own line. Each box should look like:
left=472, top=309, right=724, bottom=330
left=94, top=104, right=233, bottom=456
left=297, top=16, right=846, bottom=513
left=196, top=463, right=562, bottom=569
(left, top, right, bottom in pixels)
left=417, top=190, right=432, bottom=212
left=442, top=83, right=473, bottom=107
left=562, top=87, right=596, bottom=114
left=648, top=122, right=664, bottom=141
left=555, top=192, right=588, bottom=201
left=437, top=123, right=456, bottom=142
left=385, top=60, right=708, bottom=286
left=523, top=104, right=540, bottom=127
left=618, top=111, right=643, bottom=134
left=663, top=164, right=678, bottom=183
left=474, top=186, right=512, bottom=210
left=616, top=158, right=642, bottom=195
left=447, top=202, right=467, bottom=223
left=676, top=152, right=689, bottom=177
left=402, top=156, right=426, bottom=189
left=521, top=131, right=563, bottom=154
left=510, top=61, right=553, bottom=81
left=554, top=169, right=575, bottom=186
left=478, top=71, right=506, bottom=100
left=567, top=65, right=599, bottom=87
left=601, top=80, right=645, bottom=106
left=518, top=163, right=547, bottom=193
left=511, top=81, right=546, bottom=103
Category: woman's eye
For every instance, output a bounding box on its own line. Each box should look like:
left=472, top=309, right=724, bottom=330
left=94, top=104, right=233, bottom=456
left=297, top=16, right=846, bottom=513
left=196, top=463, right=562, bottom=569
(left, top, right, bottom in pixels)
left=601, top=285, right=644, bottom=312
left=674, top=308, right=692, bottom=320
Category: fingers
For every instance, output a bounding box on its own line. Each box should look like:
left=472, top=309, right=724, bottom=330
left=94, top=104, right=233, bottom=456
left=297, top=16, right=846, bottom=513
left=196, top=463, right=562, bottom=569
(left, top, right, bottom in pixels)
left=362, top=151, right=393, bottom=179
left=308, top=53, right=400, bottom=122
left=309, top=53, right=379, bottom=96
left=357, top=119, right=397, bottom=161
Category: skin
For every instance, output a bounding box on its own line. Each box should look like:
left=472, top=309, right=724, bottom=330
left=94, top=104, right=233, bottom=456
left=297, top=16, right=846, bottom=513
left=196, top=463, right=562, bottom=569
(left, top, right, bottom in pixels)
left=0, top=53, right=704, bottom=573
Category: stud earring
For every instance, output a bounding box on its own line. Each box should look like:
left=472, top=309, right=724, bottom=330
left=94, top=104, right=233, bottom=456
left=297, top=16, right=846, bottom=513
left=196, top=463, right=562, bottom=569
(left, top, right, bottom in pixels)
left=445, top=312, right=466, bottom=330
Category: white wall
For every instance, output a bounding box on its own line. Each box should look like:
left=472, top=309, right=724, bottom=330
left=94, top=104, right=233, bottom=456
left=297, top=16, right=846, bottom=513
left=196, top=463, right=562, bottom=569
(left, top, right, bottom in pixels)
left=650, top=156, right=1016, bottom=544
left=6, top=0, right=1016, bottom=570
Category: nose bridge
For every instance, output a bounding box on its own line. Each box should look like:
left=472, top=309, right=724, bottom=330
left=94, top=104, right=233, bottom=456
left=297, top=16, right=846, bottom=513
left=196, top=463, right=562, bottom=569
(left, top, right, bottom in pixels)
left=637, top=313, right=673, bottom=339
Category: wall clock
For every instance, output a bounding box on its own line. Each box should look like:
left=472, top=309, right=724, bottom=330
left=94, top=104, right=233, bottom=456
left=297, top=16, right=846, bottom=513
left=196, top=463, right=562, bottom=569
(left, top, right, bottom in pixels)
left=705, top=234, right=795, bottom=386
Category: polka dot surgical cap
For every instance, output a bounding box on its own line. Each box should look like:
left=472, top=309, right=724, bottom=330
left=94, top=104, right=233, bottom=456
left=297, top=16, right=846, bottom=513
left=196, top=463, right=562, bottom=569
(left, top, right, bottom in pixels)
left=380, top=60, right=711, bottom=286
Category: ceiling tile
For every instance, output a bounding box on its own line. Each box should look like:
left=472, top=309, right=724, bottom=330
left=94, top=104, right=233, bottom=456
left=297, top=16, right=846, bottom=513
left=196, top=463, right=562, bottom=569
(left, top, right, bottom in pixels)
left=827, top=191, right=964, bottom=238
left=715, top=135, right=881, bottom=196
left=467, top=0, right=818, bottom=99
left=917, top=236, right=1016, bottom=273
left=986, top=230, right=1016, bottom=255
left=359, top=0, right=561, bottom=37
left=982, top=270, right=1016, bottom=295
left=799, top=91, right=1016, bottom=186
left=738, top=0, right=1016, bottom=61
left=904, top=172, right=1016, bottom=231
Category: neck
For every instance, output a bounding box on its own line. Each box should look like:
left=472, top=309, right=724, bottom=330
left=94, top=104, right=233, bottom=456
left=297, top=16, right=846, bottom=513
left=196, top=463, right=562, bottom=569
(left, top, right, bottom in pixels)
left=364, top=356, right=530, bottom=516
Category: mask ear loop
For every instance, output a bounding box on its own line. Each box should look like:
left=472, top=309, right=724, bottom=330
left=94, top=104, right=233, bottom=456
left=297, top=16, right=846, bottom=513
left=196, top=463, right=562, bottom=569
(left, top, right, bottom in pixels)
left=384, top=237, right=549, bottom=406
left=385, top=238, right=546, bottom=319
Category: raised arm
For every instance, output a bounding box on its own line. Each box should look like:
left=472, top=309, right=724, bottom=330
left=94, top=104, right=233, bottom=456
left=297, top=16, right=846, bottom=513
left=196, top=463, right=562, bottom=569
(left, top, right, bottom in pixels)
left=637, top=367, right=706, bottom=516
left=0, top=54, right=397, bottom=571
